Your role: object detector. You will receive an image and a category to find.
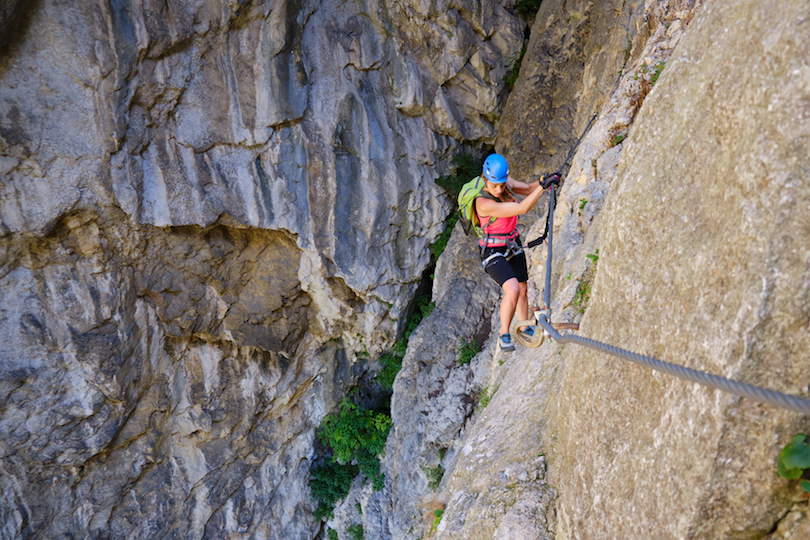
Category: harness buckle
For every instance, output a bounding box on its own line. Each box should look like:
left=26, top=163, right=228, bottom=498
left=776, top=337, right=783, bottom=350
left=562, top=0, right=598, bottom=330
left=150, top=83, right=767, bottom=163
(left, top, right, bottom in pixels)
left=481, top=251, right=505, bottom=271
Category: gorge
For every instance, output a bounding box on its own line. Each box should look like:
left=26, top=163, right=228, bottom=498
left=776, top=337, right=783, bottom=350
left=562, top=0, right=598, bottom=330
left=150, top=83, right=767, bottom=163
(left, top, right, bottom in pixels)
left=1, top=0, right=809, bottom=539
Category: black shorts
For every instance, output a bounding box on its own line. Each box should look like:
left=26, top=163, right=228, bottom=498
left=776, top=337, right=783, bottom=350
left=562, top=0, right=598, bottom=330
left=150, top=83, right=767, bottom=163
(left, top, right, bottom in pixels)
left=480, top=243, right=528, bottom=286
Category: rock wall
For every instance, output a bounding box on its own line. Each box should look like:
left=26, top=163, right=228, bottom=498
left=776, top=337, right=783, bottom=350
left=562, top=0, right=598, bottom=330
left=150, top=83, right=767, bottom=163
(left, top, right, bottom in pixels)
left=4, top=0, right=808, bottom=538
left=550, top=0, right=810, bottom=537
left=497, top=0, right=646, bottom=179
left=331, top=0, right=810, bottom=539
left=327, top=1, right=704, bottom=539
left=0, top=0, right=525, bottom=538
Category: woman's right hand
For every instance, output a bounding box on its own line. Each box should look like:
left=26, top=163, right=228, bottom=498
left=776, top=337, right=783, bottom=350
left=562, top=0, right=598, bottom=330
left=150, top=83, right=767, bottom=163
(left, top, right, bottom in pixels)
left=540, top=173, right=561, bottom=189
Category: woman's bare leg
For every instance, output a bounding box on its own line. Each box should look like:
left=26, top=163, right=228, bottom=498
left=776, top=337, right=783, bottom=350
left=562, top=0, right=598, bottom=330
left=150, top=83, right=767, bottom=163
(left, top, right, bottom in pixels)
left=500, top=278, right=520, bottom=335
left=517, top=281, right=530, bottom=328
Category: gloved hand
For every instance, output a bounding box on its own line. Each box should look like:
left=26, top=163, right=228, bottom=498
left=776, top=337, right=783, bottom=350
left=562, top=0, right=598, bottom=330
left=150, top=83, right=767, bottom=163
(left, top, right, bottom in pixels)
left=540, top=173, right=561, bottom=189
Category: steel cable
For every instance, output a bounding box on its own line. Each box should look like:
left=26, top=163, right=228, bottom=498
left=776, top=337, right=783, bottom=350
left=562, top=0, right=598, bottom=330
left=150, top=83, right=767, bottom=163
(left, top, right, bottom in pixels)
left=537, top=316, right=810, bottom=414
left=528, top=112, right=808, bottom=414
left=543, top=184, right=556, bottom=309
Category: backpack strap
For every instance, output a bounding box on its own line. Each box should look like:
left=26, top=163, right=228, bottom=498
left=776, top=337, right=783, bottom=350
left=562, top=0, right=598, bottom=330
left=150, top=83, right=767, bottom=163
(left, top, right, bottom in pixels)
left=474, top=187, right=518, bottom=255
left=472, top=189, right=499, bottom=223
left=473, top=187, right=514, bottom=229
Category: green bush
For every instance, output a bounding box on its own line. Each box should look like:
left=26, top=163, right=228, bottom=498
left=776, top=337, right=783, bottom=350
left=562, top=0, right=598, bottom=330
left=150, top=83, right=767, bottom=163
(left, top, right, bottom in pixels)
left=356, top=450, right=386, bottom=491
left=421, top=464, right=445, bottom=490
left=376, top=292, right=432, bottom=391
left=392, top=336, right=408, bottom=357
left=309, top=461, right=359, bottom=520
left=319, top=399, right=391, bottom=462
left=318, top=399, right=392, bottom=491
left=456, top=338, right=480, bottom=365
left=403, top=294, right=434, bottom=341
left=327, top=529, right=338, bottom=540
left=347, top=523, right=364, bottom=540
left=312, top=273, right=442, bottom=520
left=515, top=0, right=543, bottom=17
left=375, top=346, right=404, bottom=391
left=418, top=298, right=435, bottom=322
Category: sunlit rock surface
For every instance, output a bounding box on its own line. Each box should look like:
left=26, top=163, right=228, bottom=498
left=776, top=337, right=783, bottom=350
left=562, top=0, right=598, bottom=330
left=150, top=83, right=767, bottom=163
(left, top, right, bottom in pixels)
left=337, top=0, right=810, bottom=539
left=3, top=0, right=809, bottom=538
left=0, top=0, right=524, bottom=538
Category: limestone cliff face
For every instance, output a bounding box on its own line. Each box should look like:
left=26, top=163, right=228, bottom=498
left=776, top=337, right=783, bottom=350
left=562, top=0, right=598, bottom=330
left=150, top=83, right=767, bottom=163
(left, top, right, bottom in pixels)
left=330, top=0, right=810, bottom=539
left=3, top=0, right=809, bottom=539
left=332, top=1, right=705, bottom=538
left=0, top=1, right=524, bottom=538
left=551, top=0, right=810, bottom=537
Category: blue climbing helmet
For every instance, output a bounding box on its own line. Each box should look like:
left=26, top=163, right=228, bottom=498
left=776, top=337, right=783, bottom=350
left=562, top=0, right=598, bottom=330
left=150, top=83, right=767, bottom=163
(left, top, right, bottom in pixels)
left=482, top=154, right=509, bottom=183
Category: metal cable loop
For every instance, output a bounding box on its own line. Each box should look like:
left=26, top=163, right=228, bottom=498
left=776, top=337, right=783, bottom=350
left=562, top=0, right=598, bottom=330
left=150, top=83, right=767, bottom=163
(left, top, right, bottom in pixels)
left=537, top=316, right=810, bottom=415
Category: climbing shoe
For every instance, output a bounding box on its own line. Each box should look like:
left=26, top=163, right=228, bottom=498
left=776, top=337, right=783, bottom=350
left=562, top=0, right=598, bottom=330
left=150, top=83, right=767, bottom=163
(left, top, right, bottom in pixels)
left=499, top=333, right=515, bottom=352
left=518, top=325, right=536, bottom=340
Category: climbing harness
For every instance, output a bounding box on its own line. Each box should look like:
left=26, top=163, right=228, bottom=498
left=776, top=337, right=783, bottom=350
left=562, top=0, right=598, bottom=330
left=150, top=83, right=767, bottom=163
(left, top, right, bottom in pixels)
left=468, top=179, right=523, bottom=269
left=511, top=179, right=810, bottom=415
left=480, top=231, right=523, bottom=272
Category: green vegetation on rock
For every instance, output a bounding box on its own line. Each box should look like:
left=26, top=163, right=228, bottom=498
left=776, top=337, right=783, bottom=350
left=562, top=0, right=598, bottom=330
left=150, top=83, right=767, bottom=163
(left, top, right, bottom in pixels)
left=347, top=523, right=364, bottom=540
left=778, top=434, right=810, bottom=493
left=456, top=338, right=480, bottom=365
left=515, top=0, right=543, bottom=18
left=505, top=47, right=526, bottom=91
left=435, top=154, right=480, bottom=201
left=310, top=461, right=360, bottom=520
left=376, top=339, right=406, bottom=391
left=430, top=213, right=458, bottom=260
left=432, top=509, right=444, bottom=531
left=309, top=398, right=391, bottom=519
left=319, top=399, right=391, bottom=481
left=376, top=292, right=433, bottom=389
left=477, top=384, right=499, bottom=412
left=313, top=289, right=437, bottom=519
left=651, top=61, right=666, bottom=85
left=421, top=464, right=444, bottom=490
left=611, top=133, right=627, bottom=147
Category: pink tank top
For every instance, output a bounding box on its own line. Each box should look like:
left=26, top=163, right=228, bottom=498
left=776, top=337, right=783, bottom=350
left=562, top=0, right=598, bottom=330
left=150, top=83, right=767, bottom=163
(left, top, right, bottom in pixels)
left=476, top=197, right=518, bottom=248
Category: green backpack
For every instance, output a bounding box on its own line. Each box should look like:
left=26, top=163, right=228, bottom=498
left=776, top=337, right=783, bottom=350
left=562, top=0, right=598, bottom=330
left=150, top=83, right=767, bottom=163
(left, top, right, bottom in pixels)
left=457, top=176, right=499, bottom=238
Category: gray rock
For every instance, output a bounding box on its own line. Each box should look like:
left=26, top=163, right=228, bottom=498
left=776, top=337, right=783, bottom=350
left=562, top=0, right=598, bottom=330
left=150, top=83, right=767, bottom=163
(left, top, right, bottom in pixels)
left=551, top=1, right=810, bottom=538
left=0, top=0, right=524, bottom=538
left=497, top=0, right=648, bottom=180
left=422, top=1, right=810, bottom=540
left=383, top=224, right=500, bottom=539
left=367, top=1, right=810, bottom=539
left=0, top=0, right=26, bottom=47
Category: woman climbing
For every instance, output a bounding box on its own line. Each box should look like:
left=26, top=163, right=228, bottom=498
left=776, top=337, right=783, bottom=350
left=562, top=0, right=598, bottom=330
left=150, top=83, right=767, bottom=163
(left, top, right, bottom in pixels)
left=473, top=154, right=560, bottom=352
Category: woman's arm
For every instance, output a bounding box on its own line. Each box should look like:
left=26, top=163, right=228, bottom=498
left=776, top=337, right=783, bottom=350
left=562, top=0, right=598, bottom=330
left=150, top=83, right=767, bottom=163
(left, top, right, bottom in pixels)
left=476, top=182, right=545, bottom=218
left=507, top=176, right=541, bottom=196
